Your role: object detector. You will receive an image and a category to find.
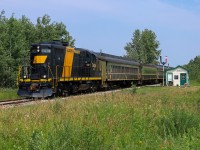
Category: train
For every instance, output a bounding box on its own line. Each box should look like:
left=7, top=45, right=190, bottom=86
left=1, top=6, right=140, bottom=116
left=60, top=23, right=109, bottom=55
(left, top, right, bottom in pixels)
left=17, top=41, right=168, bottom=98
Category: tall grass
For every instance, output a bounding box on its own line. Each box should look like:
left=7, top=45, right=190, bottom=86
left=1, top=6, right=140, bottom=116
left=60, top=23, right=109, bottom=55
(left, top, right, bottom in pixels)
left=0, top=87, right=200, bottom=149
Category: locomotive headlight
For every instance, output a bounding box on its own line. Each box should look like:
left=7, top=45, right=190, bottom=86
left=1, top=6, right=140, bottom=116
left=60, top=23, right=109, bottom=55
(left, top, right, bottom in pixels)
left=43, top=75, right=47, bottom=78
left=37, top=46, right=40, bottom=52
left=23, top=75, right=27, bottom=79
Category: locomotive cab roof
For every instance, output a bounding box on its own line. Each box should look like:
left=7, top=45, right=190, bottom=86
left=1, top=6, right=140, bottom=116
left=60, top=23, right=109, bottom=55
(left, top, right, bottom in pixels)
left=31, top=41, right=69, bottom=47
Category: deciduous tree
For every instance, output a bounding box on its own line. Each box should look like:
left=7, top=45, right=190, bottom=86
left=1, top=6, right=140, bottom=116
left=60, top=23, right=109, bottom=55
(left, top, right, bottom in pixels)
left=124, top=29, right=161, bottom=64
left=0, top=11, right=75, bottom=87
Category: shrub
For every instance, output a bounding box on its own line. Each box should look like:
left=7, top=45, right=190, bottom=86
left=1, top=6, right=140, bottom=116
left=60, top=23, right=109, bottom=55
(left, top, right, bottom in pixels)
left=130, top=82, right=137, bottom=94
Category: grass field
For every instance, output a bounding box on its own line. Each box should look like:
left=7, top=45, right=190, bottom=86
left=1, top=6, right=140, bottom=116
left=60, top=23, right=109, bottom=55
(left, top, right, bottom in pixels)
left=189, top=80, right=200, bottom=86
left=0, top=88, right=19, bottom=101
left=0, top=86, right=199, bottom=149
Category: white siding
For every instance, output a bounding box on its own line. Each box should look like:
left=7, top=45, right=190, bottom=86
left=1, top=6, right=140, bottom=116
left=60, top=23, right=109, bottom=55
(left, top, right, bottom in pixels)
left=166, top=67, right=189, bottom=86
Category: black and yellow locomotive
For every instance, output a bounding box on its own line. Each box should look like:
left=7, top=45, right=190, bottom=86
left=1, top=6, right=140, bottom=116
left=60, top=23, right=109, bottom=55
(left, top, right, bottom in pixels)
left=17, top=41, right=165, bottom=98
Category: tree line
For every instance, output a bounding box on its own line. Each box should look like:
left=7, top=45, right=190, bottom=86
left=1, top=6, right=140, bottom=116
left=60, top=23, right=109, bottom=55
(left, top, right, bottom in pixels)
left=184, top=56, right=200, bottom=82
left=0, top=10, right=75, bottom=87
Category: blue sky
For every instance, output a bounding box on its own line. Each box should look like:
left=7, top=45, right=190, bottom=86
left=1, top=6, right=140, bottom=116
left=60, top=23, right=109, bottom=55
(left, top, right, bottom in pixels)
left=1, top=0, right=200, bottom=66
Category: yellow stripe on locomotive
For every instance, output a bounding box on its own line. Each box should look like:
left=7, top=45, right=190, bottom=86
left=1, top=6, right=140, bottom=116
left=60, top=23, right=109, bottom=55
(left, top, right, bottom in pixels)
left=62, top=47, right=75, bottom=77
left=33, top=55, right=47, bottom=64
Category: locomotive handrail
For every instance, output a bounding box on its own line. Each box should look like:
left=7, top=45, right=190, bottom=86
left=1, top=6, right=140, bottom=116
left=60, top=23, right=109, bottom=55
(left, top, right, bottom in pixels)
left=56, top=65, right=59, bottom=86
left=48, top=65, right=55, bottom=89
left=18, top=65, right=54, bottom=82
left=16, top=65, right=22, bottom=86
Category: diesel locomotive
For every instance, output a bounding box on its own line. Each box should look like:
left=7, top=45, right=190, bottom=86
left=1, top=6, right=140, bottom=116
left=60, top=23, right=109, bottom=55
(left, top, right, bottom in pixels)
left=17, top=41, right=165, bottom=98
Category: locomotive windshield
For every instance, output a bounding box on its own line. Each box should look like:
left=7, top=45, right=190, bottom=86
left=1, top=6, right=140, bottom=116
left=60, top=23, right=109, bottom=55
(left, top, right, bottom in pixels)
left=41, top=48, right=51, bottom=53
left=31, top=49, right=37, bottom=53
left=31, top=48, right=51, bottom=54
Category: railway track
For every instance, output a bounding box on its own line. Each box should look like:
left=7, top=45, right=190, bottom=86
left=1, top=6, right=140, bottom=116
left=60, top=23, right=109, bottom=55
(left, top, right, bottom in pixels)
left=0, top=89, right=121, bottom=107
left=0, top=98, right=33, bottom=106
left=0, top=84, right=161, bottom=107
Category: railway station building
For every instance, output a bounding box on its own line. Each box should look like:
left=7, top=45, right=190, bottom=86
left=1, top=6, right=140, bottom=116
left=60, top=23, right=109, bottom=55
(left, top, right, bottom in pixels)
left=165, top=66, right=189, bottom=86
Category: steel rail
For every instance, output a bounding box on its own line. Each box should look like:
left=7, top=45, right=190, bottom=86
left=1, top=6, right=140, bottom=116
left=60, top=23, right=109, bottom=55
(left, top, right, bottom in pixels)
left=0, top=99, right=33, bottom=106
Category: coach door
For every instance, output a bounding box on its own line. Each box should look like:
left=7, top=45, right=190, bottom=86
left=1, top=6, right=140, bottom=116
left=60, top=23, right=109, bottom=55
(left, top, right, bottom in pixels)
left=180, top=73, right=186, bottom=86
left=99, top=60, right=106, bottom=87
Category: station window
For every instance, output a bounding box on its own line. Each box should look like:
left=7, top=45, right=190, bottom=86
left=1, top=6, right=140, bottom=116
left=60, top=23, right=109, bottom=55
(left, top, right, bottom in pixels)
left=174, top=75, right=179, bottom=80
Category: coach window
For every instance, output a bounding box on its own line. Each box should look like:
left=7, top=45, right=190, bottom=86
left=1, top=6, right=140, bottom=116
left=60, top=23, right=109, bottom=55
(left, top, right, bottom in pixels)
left=119, top=66, right=121, bottom=73
left=131, top=68, right=134, bottom=73
left=113, top=66, right=116, bottom=73
left=131, top=68, right=133, bottom=73
left=117, top=66, right=119, bottom=73
left=122, top=67, right=124, bottom=73
left=115, top=66, right=117, bottom=73
left=134, top=68, right=138, bottom=74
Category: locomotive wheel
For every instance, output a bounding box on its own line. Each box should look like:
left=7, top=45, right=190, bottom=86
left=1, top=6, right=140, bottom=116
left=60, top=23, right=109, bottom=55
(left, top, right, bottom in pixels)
left=90, top=84, right=98, bottom=92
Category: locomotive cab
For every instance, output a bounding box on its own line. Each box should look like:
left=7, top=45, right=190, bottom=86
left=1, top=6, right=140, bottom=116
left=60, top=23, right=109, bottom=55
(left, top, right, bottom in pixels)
left=30, top=45, right=52, bottom=79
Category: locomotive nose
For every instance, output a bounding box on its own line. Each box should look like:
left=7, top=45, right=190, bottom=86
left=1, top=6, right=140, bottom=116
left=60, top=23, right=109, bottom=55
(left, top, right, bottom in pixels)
left=31, top=55, right=48, bottom=80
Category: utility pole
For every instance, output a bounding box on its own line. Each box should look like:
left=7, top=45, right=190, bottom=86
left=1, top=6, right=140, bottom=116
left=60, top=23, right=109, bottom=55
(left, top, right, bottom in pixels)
left=160, top=56, right=168, bottom=86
